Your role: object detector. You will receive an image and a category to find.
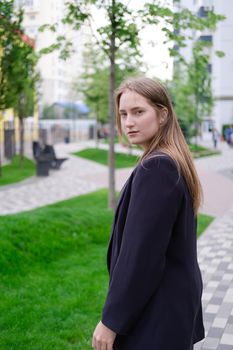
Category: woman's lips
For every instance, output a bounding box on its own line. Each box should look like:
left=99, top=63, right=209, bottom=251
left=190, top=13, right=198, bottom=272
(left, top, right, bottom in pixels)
left=127, top=131, right=139, bottom=136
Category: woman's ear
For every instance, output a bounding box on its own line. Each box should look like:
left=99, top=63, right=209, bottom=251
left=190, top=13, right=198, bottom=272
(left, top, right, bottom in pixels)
left=159, top=109, right=168, bottom=125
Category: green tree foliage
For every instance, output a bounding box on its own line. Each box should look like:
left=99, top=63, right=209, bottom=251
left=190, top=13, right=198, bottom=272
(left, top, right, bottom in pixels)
left=169, top=69, right=197, bottom=142
left=81, top=66, right=109, bottom=124
left=0, top=0, right=19, bottom=110
left=0, top=0, right=38, bottom=166
left=189, top=42, right=214, bottom=122
left=42, top=105, right=57, bottom=120
left=39, top=0, right=224, bottom=208
left=170, top=41, right=225, bottom=143
left=39, top=0, right=141, bottom=208
left=77, top=42, right=142, bottom=124
left=141, top=2, right=225, bottom=63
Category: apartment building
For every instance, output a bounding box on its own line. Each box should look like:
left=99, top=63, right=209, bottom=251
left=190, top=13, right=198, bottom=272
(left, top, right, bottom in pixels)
left=15, top=0, right=91, bottom=111
left=174, top=0, right=233, bottom=137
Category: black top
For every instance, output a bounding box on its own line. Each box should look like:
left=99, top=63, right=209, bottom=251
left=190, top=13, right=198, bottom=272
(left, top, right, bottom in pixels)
left=102, top=154, right=205, bottom=350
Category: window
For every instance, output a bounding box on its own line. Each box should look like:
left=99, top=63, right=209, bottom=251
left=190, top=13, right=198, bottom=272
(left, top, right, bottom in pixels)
left=16, top=0, right=37, bottom=7
left=197, top=5, right=214, bottom=17
left=28, top=26, right=37, bottom=34
left=208, top=63, right=212, bottom=74
left=199, top=35, right=213, bottom=43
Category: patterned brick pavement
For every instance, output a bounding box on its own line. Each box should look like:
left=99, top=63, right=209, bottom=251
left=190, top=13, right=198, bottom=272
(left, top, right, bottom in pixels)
left=0, top=140, right=233, bottom=349
left=195, top=205, right=233, bottom=349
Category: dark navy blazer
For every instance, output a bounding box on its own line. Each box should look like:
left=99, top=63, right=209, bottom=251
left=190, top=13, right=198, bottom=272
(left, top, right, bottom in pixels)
left=102, top=154, right=205, bottom=350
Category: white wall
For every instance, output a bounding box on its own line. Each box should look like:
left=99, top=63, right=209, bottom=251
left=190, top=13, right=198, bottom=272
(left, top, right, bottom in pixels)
left=175, top=0, right=233, bottom=135
left=211, top=0, right=233, bottom=130
left=16, top=0, right=91, bottom=107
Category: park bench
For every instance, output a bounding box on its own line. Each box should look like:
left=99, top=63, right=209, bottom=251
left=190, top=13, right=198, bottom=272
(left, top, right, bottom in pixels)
left=43, top=144, right=68, bottom=170
left=32, top=141, right=68, bottom=175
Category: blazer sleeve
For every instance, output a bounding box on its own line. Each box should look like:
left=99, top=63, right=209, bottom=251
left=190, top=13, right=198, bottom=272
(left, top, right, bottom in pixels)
left=101, top=156, right=184, bottom=335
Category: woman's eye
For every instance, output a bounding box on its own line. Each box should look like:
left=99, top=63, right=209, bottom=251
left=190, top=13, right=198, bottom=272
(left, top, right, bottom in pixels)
left=136, top=110, right=143, bottom=115
left=120, top=113, right=127, bottom=119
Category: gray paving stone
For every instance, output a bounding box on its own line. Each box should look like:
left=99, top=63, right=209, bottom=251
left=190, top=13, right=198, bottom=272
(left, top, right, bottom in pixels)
left=204, top=313, right=218, bottom=322
left=227, top=315, right=233, bottom=324
left=214, top=291, right=227, bottom=299
left=207, top=327, right=224, bottom=338
left=202, top=336, right=219, bottom=349
left=0, top=153, right=106, bottom=215
left=210, top=298, right=224, bottom=305
left=217, top=345, right=233, bottom=350
left=194, top=341, right=204, bottom=350
left=224, top=324, right=233, bottom=334
left=220, top=332, right=233, bottom=346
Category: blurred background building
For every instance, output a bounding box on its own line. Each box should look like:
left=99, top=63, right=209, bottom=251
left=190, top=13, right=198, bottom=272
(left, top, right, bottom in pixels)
left=15, top=0, right=91, bottom=109
left=12, top=0, right=93, bottom=145
left=174, top=0, right=233, bottom=138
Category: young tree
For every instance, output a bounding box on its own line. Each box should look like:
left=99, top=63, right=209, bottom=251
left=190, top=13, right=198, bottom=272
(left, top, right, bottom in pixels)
left=40, top=0, right=224, bottom=208
left=42, top=104, right=57, bottom=120
left=77, top=40, right=142, bottom=129
left=8, top=37, right=38, bottom=164
left=0, top=0, right=21, bottom=174
left=59, top=0, right=140, bottom=209
left=170, top=40, right=225, bottom=144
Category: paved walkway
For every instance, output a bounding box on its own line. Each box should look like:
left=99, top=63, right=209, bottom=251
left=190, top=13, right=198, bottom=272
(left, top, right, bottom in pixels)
left=195, top=206, right=233, bottom=349
left=0, top=140, right=233, bottom=349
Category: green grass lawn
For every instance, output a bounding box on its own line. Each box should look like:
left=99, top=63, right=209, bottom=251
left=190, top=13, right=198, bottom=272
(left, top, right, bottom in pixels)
left=73, top=144, right=220, bottom=170
left=189, top=143, right=220, bottom=158
left=0, top=155, right=35, bottom=187
left=73, top=148, right=139, bottom=168
left=0, top=190, right=213, bottom=350
left=197, top=213, right=214, bottom=237
left=102, top=136, right=221, bottom=158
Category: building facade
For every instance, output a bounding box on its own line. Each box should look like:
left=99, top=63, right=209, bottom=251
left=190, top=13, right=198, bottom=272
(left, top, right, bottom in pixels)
left=211, top=1, right=233, bottom=134
left=174, top=0, right=233, bottom=137
left=15, top=0, right=91, bottom=111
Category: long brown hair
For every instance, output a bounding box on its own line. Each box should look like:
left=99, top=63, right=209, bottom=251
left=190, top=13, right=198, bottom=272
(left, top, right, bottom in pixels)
left=115, top=76, right=203, bottom=215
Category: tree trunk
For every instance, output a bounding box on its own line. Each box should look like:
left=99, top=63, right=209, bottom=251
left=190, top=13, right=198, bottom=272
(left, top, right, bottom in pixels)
left=95, top=104, right=99, bottom=149
left=0, top=126, right=2, bottom=177
left=108, top=0, right=116, bottom=210
left=19, top=116, right=24, bottom=167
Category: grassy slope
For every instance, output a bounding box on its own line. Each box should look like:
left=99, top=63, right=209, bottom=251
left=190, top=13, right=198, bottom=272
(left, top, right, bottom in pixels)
left=73, top=148, right=139, bottom=168
left=0, top=190, right=112, bottom=350
left=0, top=155, right=35, bottom=186
left=0, top=190, right=212, bottom=350
left=74, top=145, right=220, bottom=170
left=189, top=143, right=220, bottom=158
left=197, top=214, right=213, bottom=237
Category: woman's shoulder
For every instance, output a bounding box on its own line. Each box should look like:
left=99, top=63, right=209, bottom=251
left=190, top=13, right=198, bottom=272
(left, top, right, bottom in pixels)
left=137, top=152, right=178, bottom=173
left=132, top=151, right=184, bottom=191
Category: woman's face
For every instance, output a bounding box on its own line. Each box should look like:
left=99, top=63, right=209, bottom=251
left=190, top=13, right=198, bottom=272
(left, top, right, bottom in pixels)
left=119, top=90, right=161, bottom=149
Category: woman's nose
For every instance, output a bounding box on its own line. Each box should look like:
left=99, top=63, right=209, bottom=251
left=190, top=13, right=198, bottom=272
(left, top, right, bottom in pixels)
left=125, top=115, right=135, bottom=127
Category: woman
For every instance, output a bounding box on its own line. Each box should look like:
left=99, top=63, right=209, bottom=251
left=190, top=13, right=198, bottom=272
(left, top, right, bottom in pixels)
left=92, top=77, right=205, bottom=350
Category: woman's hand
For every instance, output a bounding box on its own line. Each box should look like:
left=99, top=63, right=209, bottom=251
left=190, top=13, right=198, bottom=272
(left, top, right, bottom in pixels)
left=92, top=320, right=117, bottom=350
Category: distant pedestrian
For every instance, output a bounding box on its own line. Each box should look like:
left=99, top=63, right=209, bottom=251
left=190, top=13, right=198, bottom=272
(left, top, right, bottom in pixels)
left=230, top=125, right=233, bottom=147
left=212, top=127, right=220, bottom=149
left=225, top=125, right=233, bottom=147
left=92, top=76, right=205, bottom=350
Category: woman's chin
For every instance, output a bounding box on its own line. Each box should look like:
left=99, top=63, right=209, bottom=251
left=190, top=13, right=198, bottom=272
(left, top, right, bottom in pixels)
left=128, top=139, right=140, bottom=146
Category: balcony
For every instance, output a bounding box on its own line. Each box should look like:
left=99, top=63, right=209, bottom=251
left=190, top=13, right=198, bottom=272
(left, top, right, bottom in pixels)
left=199, top=35, right=213, bottom=43
left=197, top=6, right=214, bottom=18
left=207, top=63, right=212, bottom=74
left=16, top=0, right=39, bottom=14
